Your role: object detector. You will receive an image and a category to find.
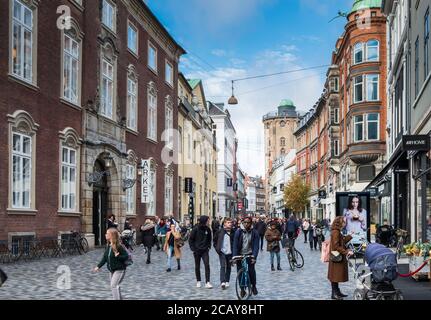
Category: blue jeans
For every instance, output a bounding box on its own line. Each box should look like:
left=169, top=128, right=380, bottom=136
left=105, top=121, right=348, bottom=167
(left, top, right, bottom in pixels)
left=270, top=251, right=280, bottom=266
left=166, top=245, right=174, bottom=269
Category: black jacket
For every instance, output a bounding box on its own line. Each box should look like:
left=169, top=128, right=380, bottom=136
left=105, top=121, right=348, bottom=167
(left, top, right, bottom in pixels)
left=255, top=221, right=267, bottom=236
left=97, top=245, right=128, bottom=272
left=141, top=224, right=156, bottom=247
left=213, top=228, right=234, bottom=255
left=189, top=225, right=212, bottom=253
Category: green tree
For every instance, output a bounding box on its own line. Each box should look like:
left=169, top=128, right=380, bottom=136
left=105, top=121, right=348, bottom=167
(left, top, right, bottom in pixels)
left=284, top=174, right=310, bottom=216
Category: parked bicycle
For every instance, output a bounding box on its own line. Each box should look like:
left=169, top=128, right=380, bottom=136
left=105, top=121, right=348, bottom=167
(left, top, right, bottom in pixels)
left=231, top=255, right=254, bottom=300
left=284, top=237, right=304, bottom=272
left=64, top=231, right=89, bottom=255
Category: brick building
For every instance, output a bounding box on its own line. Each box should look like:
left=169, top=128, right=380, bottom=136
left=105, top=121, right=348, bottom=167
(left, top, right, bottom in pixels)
left=0, top=0, right=184, bottom=247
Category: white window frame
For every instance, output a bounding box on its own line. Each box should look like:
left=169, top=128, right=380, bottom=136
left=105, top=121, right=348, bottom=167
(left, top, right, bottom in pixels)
left=148, top=42, right=157, bottom=73
left=148, top=167, right=156, bottom=216
left=102, top=0, right=116, bottom=33
left=62, top=32, right=81, bottom=105
left=126, top=164, right=136, bottom=216
left=165, top=60, right=173, bottom=87
left=353, top=42, right=364, bottom=64
left=165, top=96, right=173, bottom=149
left=147, top=82, right=158, bottom=141
left=60, top=146, right=77, bottom=211
left=366, top=113, right=380, bottom=141
left=101, top=58, right=114, bottom=119
left=334, top=108, right=339, bottom=124
left=353, top=75, right=364, bottom=103
left=366, top=74, right=379, bottom=101
left=366, top=39, right=379, bottom=62
left=165, top=171, right=173, bottom=216
left=11, top=132, right=32, bottom=209
left=127, top=76, right=138, bottom=131
left=354, top=115, right=364, bottom=142
left=11, top=0, right=36, bottom=84
left=127, top=21, right=138, bottom=55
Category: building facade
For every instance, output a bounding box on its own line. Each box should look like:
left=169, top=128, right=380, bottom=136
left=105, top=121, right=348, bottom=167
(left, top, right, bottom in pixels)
left=246, top=178, right=257, bottom=213
left=209, top=102, right=237, bottom=217
left=0, top=0, right=185, bottom=246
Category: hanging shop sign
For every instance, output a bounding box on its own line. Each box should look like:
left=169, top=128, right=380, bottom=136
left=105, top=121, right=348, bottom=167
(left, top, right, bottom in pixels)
left=141, top=159, right=151, bottom=203
left=403, top=135, right=430, bottom=151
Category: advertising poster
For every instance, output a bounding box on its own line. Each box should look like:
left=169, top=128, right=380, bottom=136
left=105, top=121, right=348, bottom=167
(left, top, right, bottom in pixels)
left=335, top=192, right=371, bottom=242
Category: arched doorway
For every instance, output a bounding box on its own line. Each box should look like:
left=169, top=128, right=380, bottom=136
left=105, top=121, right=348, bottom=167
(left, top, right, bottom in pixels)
left=92, top=159, right=109, bottom=246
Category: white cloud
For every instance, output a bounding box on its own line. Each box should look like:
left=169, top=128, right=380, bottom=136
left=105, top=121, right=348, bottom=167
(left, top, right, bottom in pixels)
left=181, top=44, right=325, bottom=177
left=211, top=49, right=227, bottom=57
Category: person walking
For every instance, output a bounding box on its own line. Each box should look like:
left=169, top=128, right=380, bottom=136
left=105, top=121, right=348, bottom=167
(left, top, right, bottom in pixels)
left=213, top=218, right=235, bottom=289
left=156, top=218, right=168, bottom=251
left=93, top=228, right=129, bottom=300
left=255, top=215, right=267, bottom=251
left=233, top=216, right=260, bottom=297
left=164, top=224, right=182, bottom=272
left=309, top=220, right=318, bottom=250
left=302, top=219, right=310, bottom=243
left=189, top=216, right=213, bottom=289
left=211, top=217, right=221, bottom=238
left=265, top=221, right=282, bottom=271
left=107, top=214, right=118, bottom=229
left=328, top=216, right=353, bottom=300
left=140, top=219, right=156, bottom=264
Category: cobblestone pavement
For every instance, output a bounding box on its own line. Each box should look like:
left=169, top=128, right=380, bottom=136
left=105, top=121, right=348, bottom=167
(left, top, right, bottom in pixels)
left=0, top=233, right=356, bottom=300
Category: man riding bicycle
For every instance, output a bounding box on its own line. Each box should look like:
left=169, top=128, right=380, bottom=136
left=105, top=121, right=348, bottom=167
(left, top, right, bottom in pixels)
left=283, top=214, right=301, bottom=247
left=233, top=216, right=260, bottom=297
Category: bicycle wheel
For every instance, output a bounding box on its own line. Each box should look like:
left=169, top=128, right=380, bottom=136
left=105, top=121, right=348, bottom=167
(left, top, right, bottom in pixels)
left=80, top=237, right=89, bottom=254
left=287, top=249, right=295, bottom=271
left=235, top=269, right=252, bottom=300
left=294, top=249, right=304, bottom=268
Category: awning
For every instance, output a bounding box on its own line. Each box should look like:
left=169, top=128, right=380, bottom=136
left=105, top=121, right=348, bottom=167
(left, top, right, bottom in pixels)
left=365, top=143, right=406, bottom=190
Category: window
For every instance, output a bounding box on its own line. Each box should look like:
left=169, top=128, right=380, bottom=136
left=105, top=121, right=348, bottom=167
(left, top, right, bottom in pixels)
left=127, top=22, right=138, bottom=54
left=62, top=27, right=82, bottom=105
left=358, top=165, right=375, bottom=182
left=366, top=40, right=379, bottom=61
left=367, top=113, right=379, bottom=140
left=147, top=82, right=157, bottom=141
left=102, top=0, right=116, bottom=32
left=11, top=0, right=34, bottom=82
left=332, top=139, right=339, bottom=156
left=415, top=37, right=420, bottom=97
left=354, top=76, right=363, bottom=103
left=280, top=121, right=286, bottom=127
left=101, top=59, right=114, bottom=118
left=281, top=148, right=286, bottom=155
left=178, top=126, right=183, bottom=154
left=165, top=61, right=173, bottom=86
left=354, top=43, right=363, bottom=64
left=165, top=96, right=173, bottom=149
left=334, top=108, right=339, bottom=124
left=127, top=76, right=137, bottom=131
left=148, top=42, right=157, bottom=72
left=165, top=169, right=173, bottom=215
left=61, top=147, right=77, bottom=211
left=354, top=115, right=364, bottom=142
left=12, top=133, right=32, bottom=209
left=148, top=167, right=156, bottom=216
left=425, top=8, right=430, bottom=78
left=280, top=137, right=286, bottom=147
left=126, top=164, right=135, bottom=215
left=330, top=77, right=339, bottom=92
left=366, top=74, right=379, bottom=101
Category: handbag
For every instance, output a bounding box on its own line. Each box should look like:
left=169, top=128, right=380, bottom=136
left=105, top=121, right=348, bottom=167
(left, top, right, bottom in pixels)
left=0, top=268, right=8, bottom=287
left=330, top=251, right=343, bottom=263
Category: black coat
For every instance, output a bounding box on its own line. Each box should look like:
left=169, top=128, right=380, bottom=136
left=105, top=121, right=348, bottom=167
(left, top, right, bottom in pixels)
left=213, top=228, right=234, bottom=255
left=189, top=225, right=212, bottom=253
left=255, top=221, right=267, bottom=236
left=141, top=225, right=156, bottom=247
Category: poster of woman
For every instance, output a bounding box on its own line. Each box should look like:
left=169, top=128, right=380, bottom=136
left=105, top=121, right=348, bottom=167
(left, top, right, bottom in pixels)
left=336, top=192, right=371, bottom=241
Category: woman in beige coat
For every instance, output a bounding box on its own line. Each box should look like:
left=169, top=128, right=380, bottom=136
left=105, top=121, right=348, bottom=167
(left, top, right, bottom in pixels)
left=164, top=224, right=182, bottom=272
left=327, top=216, right=353, bottom=300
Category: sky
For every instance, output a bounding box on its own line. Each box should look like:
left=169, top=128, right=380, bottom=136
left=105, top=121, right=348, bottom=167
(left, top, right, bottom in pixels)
left=146, top=0, right=353, bottom=178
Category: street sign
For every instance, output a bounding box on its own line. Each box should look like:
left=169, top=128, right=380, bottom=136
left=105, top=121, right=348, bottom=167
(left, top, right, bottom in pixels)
left=141, top=159, right=151, bottom=203
left=403, top=135, right=430, bottom=151
left=188, top=196, right=194, bottom=224
left=185, top=178, right=193, bottom=193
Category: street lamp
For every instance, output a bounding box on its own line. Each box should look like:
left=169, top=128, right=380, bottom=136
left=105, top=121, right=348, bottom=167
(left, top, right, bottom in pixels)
left=88, top=153, right=114, bottom=187
left=123, top=163, right=144, bottom=191
left=228, top=81, right=238, bottom=105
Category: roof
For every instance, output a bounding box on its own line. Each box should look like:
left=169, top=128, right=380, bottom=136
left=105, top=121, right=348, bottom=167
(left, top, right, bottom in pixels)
left=187, top=79, right=201, bottom=90
left=350, top=0, right=382, bottom=14
left=279, top=99, right=295, bottom=107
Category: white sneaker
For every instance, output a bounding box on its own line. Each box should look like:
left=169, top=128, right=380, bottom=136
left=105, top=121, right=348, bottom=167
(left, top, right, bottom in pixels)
left=221, top=282, right=226, bottom=289
left=196, top=281, right=201, bottom=288
left=205, top=282, right=213, bottom=289
left=225, top=282, right=230, bottom=288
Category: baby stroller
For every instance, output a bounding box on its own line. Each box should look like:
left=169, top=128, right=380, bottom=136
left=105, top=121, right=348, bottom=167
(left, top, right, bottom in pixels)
left=351, top=243, right=403, bottom=300
left=121, top=229, right=135, bottom=251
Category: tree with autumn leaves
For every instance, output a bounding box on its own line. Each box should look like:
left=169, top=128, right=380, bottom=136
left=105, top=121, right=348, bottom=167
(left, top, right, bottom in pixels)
left=283, top=174, right=310, bottom=217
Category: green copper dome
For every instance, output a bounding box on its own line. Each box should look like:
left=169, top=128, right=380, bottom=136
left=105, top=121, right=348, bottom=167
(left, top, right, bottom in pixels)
left=350, top=0, right=382, bottom=13
left=279, top=99, right=295, bottom=108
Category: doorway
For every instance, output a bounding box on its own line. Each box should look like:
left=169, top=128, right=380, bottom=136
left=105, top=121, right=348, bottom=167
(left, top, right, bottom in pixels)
left=92, top=160, right=109, bottom=246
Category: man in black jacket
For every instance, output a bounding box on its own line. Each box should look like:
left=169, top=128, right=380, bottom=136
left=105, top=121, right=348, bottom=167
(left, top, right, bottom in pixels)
left=189, top=216, right=213, bottom=289
left=213, top=218, right=234, bottom=289
left=254, top=215, right=267, bottom=251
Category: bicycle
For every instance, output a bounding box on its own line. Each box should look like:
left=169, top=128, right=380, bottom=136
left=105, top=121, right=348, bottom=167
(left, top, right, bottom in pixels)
left=395, top=229, right=408, bottom=260
left=231, top=255, right=254, bottom=300
left=70, top=231, right=89, bottom=254
left=284, top=237, right=304, bottom=271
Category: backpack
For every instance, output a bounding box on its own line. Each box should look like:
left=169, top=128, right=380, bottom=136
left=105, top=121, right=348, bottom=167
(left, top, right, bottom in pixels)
left=121, top=245, right=134, bottom=266
left=321, top=240, right=331, bottom=263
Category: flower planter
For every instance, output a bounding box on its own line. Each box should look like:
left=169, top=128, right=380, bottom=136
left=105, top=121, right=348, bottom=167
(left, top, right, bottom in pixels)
left=408, top=256, right=431, bottom=281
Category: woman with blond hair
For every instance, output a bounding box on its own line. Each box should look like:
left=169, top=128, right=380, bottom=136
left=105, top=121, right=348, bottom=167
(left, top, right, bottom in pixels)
left=164, top=223, right=183, bottom=272
left=93, top=228, right=129, bottom=300
left=327, top=216, right=353, bottom=300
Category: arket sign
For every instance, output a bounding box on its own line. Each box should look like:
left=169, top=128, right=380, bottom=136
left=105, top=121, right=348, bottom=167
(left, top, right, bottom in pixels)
left=141, top=159, right=151, bottom=204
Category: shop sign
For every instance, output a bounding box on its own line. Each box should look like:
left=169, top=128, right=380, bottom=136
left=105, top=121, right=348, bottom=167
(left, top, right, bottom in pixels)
left=141, top=159, right=151, bottom=203
left=403, top=135, right=430, bottom=151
